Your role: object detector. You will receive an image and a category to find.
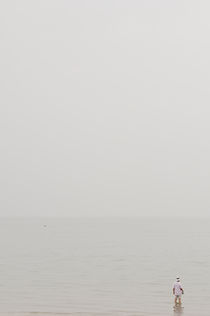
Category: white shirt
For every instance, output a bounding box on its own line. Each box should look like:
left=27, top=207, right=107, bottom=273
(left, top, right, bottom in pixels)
left=173, top=281, right=183, bottom=295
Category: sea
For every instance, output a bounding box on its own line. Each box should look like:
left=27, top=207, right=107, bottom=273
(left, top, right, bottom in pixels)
left=0, top=217, right=209, bottom=316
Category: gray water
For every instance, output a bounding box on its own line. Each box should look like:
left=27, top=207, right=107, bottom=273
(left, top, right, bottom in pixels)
left=0, top=217, right=209, bottom=316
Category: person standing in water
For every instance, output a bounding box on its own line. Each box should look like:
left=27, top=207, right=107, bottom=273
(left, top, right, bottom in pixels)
left=173, top=277, right=184, bottom=305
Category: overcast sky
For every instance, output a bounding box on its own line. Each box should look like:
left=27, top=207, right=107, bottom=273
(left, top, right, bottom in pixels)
left=1, top=0, right=210, bottom=217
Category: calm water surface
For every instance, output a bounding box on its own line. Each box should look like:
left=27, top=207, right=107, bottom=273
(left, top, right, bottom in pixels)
left=0, top=217, right=209, bottom=316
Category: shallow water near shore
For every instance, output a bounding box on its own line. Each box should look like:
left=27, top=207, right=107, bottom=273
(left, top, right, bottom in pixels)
left=0, top=217, right=209, bottom=316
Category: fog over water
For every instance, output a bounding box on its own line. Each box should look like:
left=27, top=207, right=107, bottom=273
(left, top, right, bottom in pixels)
left=0, top=217, right=209, bottom=315
left=1, top=4, right=210, bottom=315
left=1, top=0, right=210, bottom=218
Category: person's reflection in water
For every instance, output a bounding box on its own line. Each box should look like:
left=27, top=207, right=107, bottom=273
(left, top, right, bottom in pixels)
left=173, top=305, right=184, bottom=315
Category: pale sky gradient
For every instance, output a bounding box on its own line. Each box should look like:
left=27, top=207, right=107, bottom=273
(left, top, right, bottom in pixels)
left=1, top=0, right=210, bottom=217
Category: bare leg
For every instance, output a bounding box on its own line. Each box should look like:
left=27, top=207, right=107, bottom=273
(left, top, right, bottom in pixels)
left=174, top=297, right=177, bottom=305
left=178, top=297, right=181, bottom=305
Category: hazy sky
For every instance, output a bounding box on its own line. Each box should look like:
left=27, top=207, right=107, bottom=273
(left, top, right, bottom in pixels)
left=1, top=0, right=210, bottom=217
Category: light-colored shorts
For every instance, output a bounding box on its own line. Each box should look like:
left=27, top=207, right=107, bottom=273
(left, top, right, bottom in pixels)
left=175, top=295, right=181, bottom=298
